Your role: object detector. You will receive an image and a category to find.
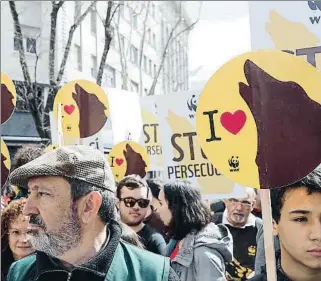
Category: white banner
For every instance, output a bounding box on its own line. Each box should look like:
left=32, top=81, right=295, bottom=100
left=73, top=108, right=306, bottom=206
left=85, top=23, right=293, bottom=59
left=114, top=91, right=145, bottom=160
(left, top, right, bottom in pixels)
left=249, top=0, right=321, bottom=70
left=139, top=95, right=163, bottom=171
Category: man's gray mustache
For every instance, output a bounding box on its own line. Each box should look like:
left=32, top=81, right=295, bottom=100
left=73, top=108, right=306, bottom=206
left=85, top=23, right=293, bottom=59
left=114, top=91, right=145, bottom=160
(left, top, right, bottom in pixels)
left=29, top=215, right=46, bottom=228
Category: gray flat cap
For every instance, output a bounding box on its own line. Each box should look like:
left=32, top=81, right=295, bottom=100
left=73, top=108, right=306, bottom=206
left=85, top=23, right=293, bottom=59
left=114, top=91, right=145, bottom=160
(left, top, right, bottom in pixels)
left=9, top=145, right=116, bottom=193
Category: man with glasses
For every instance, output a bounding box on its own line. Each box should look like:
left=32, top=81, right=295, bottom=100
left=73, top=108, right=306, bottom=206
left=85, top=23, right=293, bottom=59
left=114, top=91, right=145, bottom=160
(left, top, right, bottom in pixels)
left=214, top=187, right=262, bottom=280
left=117, top=175, right=166, bottom=255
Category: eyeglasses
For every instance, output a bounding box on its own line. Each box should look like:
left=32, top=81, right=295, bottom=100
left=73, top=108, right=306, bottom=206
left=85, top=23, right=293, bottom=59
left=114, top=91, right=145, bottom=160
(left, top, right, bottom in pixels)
left=120, top=197, right=150, bottom=208
left=228, top=198, right=252, bottom=207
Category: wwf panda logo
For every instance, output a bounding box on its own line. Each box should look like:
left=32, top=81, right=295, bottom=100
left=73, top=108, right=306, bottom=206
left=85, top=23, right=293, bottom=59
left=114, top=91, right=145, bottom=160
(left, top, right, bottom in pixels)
left=228, top=156, right=240, bottom=172
left=187, top=94, right=198, bottom=112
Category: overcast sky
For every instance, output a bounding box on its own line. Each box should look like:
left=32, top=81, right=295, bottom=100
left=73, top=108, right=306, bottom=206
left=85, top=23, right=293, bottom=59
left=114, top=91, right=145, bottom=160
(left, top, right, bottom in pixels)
left=186, top=1, right=251, bottom=85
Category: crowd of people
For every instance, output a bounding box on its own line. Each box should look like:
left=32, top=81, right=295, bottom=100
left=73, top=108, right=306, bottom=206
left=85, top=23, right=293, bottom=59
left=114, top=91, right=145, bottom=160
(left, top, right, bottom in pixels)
left=1, top=144, right=321, bottom=281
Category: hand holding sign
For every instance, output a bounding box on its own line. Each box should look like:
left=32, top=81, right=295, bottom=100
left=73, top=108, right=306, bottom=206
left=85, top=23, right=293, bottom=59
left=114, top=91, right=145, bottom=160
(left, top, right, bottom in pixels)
left=196, top=50, right=321, bottom=189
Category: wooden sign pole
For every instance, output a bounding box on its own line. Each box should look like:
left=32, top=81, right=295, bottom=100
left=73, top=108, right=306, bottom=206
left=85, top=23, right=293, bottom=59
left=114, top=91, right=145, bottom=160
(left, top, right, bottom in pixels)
left=260, top=189, right=277, bottom=281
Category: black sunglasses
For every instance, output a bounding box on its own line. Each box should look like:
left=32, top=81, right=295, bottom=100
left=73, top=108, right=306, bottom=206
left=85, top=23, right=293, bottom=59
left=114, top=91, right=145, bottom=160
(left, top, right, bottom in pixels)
left=120, top=197, right=150, bottom=208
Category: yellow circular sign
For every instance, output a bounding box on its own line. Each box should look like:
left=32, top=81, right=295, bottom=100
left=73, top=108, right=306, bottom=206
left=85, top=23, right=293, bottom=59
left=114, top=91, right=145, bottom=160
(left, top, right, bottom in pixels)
left=1, top=138, right=11, bottom=187
left=53, top=80, right=109, bottom=138
left=108, top=141, right=150, bottom=181
left=44, top=144, right=60, bottom=152
left=1, top=72, right=17, bottom=125
left=196, top=50, right=321, bottom=189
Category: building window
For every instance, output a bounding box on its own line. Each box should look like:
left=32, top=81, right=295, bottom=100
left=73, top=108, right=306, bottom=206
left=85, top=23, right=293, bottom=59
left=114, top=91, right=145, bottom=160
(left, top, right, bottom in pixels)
left=109, top=26, right=115, bottom=49
left=119, top=1, right=124, bottom=17
left=13, top=25, right=40, bottom=54
left=103, top=65, right=116, bottom=87
left=148, top=59, right=152, bottom=75
left=151, top=3, right=155, bottom=18
left=131, top=80, right=139, bottom=93
left=132, top=13, right=138, bottom=29
left=120, top=35, right=125, bottom=50
left=26, top=38, right=37, bottom=54
left=13, top=36, right=20, bottom=51
left=91, top=55, right=97, bottom=78
left=147, top=28, right=151, bottom=44
left=143, top=55, right=147, bottom=72
left=152, top=33, right=156, bottom=48
left=74, top=1, right=81, bottom=21
left=153, top=64, right=157, bottom=78
left=90, top=9, right=96, bottom=34
left=130, top=45, right=138, bottom=65
left=74, top=44, right=82, bottom=71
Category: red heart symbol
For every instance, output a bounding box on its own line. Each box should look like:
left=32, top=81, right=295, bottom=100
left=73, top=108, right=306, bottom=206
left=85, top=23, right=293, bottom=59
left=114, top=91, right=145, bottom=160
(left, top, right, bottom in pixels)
left=116, top=158, right=124, bottom=166
left=220, top=110, right=246, bottom=135
left=64, top=105, right=75, bottom=115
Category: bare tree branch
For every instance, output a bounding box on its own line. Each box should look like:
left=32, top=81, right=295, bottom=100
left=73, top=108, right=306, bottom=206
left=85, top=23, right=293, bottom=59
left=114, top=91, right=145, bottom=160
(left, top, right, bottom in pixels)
left=49, top=1, right=64, bottom=86
left=138, top=1, right=150, bottom=95
left=9, top=1, right=32, bottom=87
left=56, top=1, right=97, bottom=84
left=115, top=6, right=129, bottom=90
left=148, top=1, right=201, bottom=95
left=96, top=1, right=119, bottom=85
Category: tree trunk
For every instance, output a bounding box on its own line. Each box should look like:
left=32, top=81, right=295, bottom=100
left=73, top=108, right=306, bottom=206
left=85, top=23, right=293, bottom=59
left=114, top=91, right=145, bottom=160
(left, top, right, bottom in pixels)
left=138, top=2, right=150, bottom=96
left=96, top=1, right=113, bottom=86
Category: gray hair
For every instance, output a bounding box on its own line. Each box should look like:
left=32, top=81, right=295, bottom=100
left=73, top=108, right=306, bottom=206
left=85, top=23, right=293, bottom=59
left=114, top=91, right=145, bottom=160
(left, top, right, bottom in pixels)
left=66, top=177, right=117, bottom=224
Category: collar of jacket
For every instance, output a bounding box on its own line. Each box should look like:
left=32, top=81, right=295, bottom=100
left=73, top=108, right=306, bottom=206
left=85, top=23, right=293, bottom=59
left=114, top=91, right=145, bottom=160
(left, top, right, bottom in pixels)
left=276, top=251, right=292, bottom=281
left=34, top=220, right=122, bottom=280
left=260, top=251, right=291, bottom=281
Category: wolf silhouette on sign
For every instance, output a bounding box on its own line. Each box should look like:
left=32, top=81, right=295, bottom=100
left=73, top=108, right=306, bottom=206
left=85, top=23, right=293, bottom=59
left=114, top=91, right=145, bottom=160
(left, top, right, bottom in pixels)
left=123, top=144, right=147, bottom=178
left=72, top=83, right=108, bottom=138
left=1, top=83, right=15, bottom=124
left=1, top=154, right=9, bottom=187
left=239, top=59, right=321, bottom=189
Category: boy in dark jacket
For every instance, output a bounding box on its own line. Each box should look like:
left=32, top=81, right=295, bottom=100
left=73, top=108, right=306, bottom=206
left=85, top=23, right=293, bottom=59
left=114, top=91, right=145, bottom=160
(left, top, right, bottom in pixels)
left=250, top=166, right=321, bottom=281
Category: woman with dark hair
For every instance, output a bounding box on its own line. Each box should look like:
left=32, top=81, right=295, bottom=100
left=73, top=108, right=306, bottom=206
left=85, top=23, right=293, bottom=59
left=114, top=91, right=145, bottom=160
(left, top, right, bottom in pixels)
left=157, top=180, right=233, bottom=281
left=1, top=198, right=35, bottom=281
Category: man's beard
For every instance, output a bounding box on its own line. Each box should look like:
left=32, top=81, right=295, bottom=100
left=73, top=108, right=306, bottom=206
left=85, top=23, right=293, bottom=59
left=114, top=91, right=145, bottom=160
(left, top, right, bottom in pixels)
left=29, top=202, right=82, bottom=257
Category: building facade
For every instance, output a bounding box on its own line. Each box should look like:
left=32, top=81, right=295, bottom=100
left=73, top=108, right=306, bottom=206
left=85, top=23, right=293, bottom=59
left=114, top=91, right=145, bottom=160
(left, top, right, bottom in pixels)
left=1, top=1, right=192, bottom=155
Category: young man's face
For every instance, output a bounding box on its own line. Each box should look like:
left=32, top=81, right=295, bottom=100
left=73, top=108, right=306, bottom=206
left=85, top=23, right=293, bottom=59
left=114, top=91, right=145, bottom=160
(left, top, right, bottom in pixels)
left=273, top=187, right=321, bottom=270
left=117, top=186, right=150, bottom=228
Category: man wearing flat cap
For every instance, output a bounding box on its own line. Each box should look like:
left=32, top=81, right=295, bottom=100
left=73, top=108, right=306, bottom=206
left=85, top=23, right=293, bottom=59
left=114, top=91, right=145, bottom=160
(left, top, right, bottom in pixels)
left=6, top=145, right=178, bottom=281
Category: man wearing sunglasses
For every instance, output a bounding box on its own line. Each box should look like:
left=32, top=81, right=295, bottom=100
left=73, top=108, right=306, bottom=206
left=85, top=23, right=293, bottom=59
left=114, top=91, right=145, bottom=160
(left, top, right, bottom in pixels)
left=117, top=175, right=166, bottom=255
left=213, top=187, right=262, bottom=281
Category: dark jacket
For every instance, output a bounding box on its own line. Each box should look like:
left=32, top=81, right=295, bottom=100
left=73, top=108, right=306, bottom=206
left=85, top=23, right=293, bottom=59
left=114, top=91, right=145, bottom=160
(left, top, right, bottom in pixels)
left=249, top=252, right=291, bottom=281
left=6, top=220, right=175, bottom=281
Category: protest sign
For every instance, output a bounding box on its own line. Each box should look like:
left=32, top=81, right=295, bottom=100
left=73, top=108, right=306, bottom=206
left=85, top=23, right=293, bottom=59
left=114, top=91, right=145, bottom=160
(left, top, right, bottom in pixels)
left=196, top=50, right=321, bottom=190
left=157, top=90, right=234, bottom=197
left=1, top=138, right=11, bottom=187
left=1, top=72, right=16, bottom=125
left=53, top=80, right=109, bottom=139
left=249, top=0, right=321, bottom=71
left=139, top=95, right=163, bottom=172
left=108, top=141, right=150, bottom=181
